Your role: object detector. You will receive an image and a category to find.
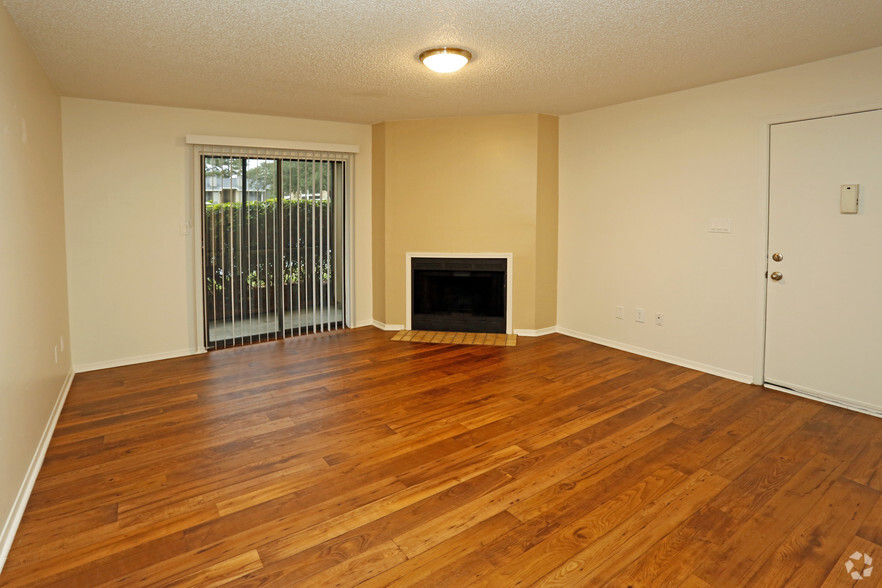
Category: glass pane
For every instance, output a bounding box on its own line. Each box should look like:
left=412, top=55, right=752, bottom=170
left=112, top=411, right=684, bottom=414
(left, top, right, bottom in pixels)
left=203, top=157, right=279, bottom=347
left=279, top=159, right=343, bottom=334
left=243, top=158, right=278, bottom=340
left=203, top=155, right=343, bottom=349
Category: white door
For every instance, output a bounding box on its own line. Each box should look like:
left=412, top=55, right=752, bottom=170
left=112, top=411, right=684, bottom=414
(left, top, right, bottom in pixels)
left=765, top=109, right=882, bottom=414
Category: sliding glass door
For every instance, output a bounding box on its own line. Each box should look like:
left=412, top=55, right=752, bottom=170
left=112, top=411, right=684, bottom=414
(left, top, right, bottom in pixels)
left=201, top=152, right=347, bottom=349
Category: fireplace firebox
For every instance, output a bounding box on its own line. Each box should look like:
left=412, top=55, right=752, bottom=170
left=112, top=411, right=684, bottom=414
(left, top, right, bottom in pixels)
left=411, top=257, right=506, bottom=333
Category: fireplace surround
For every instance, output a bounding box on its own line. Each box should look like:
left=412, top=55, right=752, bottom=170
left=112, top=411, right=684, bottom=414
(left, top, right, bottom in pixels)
left=406, top=253, right=512, bottom=334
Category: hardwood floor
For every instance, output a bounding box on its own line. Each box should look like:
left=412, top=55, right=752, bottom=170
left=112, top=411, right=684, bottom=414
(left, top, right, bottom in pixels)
left=2, top=327, right=881, bottom=586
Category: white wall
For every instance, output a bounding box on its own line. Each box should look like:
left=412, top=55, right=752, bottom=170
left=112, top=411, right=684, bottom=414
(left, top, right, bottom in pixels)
left=62, top=99, right=372, bottom=369
left=558, top=47, right=882, bottom=382
left=0, top=4, right=72, bottom=567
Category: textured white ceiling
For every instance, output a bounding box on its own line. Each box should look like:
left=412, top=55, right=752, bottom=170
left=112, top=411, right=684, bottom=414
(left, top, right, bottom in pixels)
left=4, top=0, right=882, bottom=124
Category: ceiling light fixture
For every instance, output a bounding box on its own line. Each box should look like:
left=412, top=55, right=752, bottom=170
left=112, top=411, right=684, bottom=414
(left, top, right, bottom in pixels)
left=419, top=47, right=472, bottom=73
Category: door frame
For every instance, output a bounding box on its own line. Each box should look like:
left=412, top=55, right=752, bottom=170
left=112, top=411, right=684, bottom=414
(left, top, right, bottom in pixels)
left=754, top=101, right=882, bottom=410
left=189, top=138, right=359, bottom=353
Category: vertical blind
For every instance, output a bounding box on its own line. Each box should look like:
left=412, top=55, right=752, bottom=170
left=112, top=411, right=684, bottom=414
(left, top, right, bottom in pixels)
left=195, top=143, right=352, bottom=349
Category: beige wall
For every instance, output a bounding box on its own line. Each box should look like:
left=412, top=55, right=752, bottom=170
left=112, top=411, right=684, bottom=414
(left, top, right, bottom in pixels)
left=535, top=115, right=559, bottom=330
left=62, top=99, right=372, bottom=369
left=371, top=123, right=387, bottom=324
left=558, top=47, right=882, bottom=382
left=375, top=114, right=558, bottom=331
left=0, top=5, right=70, bottom=561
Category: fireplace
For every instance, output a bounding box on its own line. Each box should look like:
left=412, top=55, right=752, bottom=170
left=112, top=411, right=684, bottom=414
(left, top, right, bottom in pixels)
left=410, top=257, right=507, bottom=333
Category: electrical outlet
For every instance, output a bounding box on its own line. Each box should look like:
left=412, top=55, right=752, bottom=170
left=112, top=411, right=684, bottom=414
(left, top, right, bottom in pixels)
left=709, top=218, right=732, bottom=233
left=635, top=308, right=645, bottom=323
left=615, top=305, right=624, bottom=319
left=655, top=312, right=664, bottom=326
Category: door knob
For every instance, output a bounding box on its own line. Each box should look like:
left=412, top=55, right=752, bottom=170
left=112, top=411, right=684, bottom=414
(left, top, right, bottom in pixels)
left=770, top=272, right=783, bottom=281
left=772, top=253, right=783, bottom=262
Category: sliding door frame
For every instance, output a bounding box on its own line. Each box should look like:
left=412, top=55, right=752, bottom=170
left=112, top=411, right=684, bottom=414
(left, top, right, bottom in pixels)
left=188, top=136, right=358, bottom=352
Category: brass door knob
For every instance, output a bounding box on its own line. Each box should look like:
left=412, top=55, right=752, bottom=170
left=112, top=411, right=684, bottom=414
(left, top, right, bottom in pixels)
left=770, top=272, right=783, bottom=281
left=772, top=253, right=783, bottom=262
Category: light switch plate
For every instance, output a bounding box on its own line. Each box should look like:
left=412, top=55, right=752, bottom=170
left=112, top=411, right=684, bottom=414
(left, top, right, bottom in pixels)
left=840, top=184, right=859, bottom=214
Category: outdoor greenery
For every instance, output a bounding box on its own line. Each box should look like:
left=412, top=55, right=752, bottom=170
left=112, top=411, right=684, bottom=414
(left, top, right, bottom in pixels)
left=203, top=199, right=336, bottom=320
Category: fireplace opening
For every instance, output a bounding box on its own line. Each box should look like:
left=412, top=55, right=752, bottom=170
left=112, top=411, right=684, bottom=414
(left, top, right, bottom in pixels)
left=411, top=257, right=506, bottom=333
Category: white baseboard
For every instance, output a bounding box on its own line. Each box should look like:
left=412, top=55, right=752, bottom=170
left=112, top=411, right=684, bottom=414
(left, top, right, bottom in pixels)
left=0, top=369, right=74, bottom=572
left=764, top=383, right=882, bottom=418
left=556, top=327, right=753, bottom=385
left=353, top=319, right=374, bottom=328
left=74, top=348, right=202, bottom=373
left=514, top=326, right=558, bottom=337
left=371, top=320, right=405, bottom=331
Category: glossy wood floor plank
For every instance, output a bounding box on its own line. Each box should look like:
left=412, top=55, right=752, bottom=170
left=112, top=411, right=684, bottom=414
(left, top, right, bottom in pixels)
left=2, top=327, right=880, bottom=587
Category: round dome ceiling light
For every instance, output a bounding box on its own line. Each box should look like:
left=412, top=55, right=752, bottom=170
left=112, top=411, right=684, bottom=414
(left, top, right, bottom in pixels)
left=419, top=47, right=472, bottom=73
